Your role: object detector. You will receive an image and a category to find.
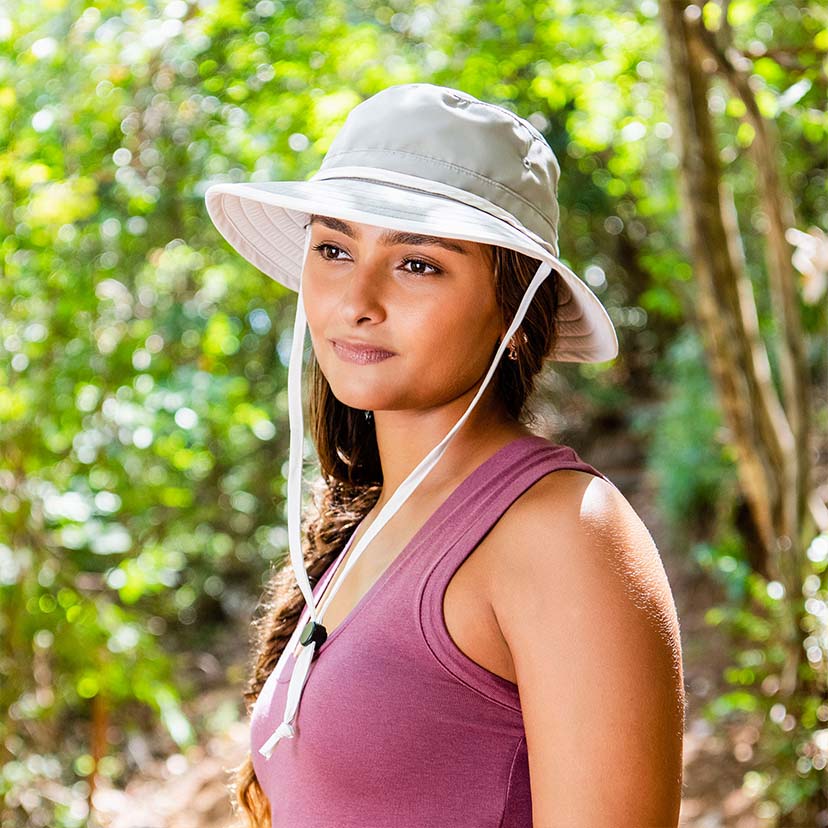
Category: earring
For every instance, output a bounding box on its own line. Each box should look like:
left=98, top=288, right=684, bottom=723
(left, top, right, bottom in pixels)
left=364, top=410, right=373, bottom=423
left=506, top=331, right=527, bottom=361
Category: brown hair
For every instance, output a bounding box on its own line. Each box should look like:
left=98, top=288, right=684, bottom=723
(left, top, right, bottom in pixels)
left=228, top=241, right=563, bottom=826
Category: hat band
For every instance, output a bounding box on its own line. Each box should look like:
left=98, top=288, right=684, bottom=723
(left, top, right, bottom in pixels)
left=310, top=165, right=559, bottom=258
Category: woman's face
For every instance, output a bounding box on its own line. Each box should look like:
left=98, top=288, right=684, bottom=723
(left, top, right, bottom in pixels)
left=302, top=215, right=504, bottom=415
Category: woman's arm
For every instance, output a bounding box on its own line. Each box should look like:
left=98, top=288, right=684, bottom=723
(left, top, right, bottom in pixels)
left=488, top=470, right=685, bottom=827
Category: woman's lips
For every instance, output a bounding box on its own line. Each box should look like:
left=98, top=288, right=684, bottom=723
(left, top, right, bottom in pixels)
left=329, top=339, right=397, bottom=365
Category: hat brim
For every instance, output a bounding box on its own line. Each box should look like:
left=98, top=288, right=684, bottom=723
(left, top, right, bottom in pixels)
left=204, top=179, right=619, bottom=363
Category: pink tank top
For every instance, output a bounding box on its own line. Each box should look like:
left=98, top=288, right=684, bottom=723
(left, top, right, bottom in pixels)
left=251, top=434, right=609, bottom=827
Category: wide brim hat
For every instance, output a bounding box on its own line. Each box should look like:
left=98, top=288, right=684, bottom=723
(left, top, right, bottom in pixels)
left=205, top=86, right=618, bottom=364
left=203, top=83, right=619, bottom=761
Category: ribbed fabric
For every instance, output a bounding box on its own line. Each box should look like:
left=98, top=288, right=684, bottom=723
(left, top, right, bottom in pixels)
left=250, top=434, right=610, bottom=827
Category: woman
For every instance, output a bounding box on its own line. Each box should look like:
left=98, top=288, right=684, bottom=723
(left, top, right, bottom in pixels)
left=205, top=83, right=685, bottom=827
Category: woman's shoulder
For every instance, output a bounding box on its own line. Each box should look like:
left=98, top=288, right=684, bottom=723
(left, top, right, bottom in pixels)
left=494, top=455, right=635, bottom=552
left=484, top=456, right=680, bottom=644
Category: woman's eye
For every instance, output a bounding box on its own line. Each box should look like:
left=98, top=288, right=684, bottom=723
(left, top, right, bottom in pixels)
left=312, top=242, right=349, bottom=260
left=401, top=257, right=441, bottom=276
left=311, top=243, right=440, bottom=275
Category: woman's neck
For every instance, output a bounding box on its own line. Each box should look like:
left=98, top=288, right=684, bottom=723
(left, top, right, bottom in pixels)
left=371, top=391, right=534, bottom=510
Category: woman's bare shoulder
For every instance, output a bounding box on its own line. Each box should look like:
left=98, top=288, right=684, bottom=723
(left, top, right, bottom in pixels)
left=484, top=463, right=620, bottom=553
left=482, top=463, right=683, bottom=677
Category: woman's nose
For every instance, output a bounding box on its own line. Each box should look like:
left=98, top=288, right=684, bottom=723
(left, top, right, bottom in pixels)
left=337, top=259, right=386, bottom=324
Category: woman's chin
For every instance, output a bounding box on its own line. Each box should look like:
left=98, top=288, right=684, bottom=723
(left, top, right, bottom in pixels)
left=327, top=388, right=389, bottom=412
left=320, top=369, right=398, bottom=407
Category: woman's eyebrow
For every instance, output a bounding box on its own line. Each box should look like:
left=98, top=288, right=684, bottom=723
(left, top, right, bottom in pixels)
left=380, top=230, right=469, bottom=255
left=309, top=215, right=469, bottom=255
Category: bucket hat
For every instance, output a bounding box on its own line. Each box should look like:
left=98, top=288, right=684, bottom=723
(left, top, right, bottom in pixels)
left=204, top=82, right=618, bottom=759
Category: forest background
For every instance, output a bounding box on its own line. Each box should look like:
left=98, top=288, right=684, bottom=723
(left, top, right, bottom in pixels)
left=1, top=0, right=827, bottom=826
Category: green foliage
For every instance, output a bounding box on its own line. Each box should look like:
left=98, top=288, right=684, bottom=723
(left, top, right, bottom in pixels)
left=695, top=533, right=828, bottom=826
left=633, top=326, right=739, bottom=533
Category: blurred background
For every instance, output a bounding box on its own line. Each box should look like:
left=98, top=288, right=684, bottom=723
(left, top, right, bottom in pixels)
left=1, top=0, right=826, bottom=826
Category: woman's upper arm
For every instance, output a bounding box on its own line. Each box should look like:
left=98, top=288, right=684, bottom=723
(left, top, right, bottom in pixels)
left=488, top=471, right=686, bottom=828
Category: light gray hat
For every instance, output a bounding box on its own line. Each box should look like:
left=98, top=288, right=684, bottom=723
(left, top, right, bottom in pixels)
left=203, top=83, right=619, bottom=759
left=206, top=82, right=618, bottom=363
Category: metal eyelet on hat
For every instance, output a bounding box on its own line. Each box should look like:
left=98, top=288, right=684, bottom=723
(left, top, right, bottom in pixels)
left=523, top=157, right=532, bottom=168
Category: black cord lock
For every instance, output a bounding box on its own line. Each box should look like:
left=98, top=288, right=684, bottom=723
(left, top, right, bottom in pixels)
left=300, top=620, right=328, bottom=652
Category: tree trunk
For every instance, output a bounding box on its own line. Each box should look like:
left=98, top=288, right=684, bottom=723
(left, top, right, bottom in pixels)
left=657, top=0, right=813, bottom=697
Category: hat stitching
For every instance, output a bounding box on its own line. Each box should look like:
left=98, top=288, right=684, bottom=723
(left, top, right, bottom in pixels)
left=235, top=199, right=300, bottom=285
left=239, top=198, right=304, bottom=259
left=454, top=97, right=550, bottom=149
left=322, top=147, right=556, bottom=234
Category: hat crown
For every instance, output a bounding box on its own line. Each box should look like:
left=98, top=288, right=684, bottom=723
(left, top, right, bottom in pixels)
left=315, top=83, right=562, bottom=253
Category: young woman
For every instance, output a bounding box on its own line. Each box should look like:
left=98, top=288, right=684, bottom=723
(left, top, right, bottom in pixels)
left=205, top=83, right=685, bottom=827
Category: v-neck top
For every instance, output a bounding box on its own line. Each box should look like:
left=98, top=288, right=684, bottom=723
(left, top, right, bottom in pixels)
left=250, top=434, right=610, bottom=827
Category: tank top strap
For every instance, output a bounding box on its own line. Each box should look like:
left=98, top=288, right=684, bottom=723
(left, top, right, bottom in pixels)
left=417, top=435, right=611, bottom=710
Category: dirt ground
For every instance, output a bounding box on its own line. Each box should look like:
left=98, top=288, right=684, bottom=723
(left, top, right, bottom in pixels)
left=90, top=431, right=800, bottom=828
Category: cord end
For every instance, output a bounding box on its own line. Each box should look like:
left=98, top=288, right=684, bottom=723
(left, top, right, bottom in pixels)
left=258, top=721, right=296, bottom=759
